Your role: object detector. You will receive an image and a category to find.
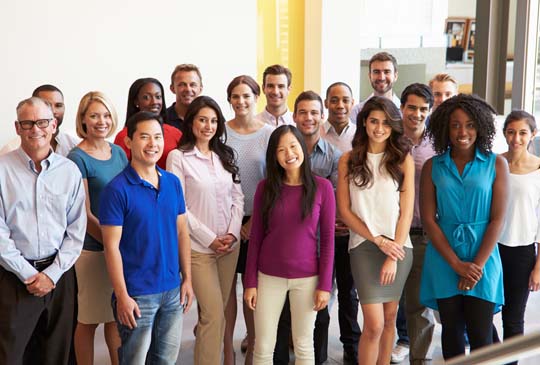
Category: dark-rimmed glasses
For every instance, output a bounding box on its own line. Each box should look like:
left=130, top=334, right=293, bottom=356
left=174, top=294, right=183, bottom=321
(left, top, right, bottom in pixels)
left=17, top=119, right=53, bottom=130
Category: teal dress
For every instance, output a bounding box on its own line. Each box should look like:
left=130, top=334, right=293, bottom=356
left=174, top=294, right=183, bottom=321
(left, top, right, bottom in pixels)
left=420, top=148, right=504, bottom=312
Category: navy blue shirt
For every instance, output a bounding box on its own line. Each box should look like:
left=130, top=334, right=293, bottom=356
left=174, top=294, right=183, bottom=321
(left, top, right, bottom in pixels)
left=99, top=165, right=186, bottom=296
left=165, top=103, right=184, bottom=132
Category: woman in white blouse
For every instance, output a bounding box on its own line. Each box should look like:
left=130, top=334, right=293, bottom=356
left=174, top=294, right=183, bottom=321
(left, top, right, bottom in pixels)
left=498, top=110, right=540, bottom=357
left=167, top=95, right=244, bottom=365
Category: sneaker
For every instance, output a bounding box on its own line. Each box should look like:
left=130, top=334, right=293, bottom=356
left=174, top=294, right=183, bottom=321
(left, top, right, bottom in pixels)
left=240, top=333, right=248, bottom=353
left=391, top=343, right=409, bottom=363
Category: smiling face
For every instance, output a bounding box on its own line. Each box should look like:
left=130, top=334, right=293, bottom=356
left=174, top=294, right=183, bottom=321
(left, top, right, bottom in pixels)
left=369, top=60, right=398, bottom=95
left=125, top=119, right=164, bottom=168
left=504, top=119, right=536, bottom=153
left=82, top=101, right=112, bottom=140
left=170, top=70, right=203, bottom=108
left=192, top=107, right=218, bottom=147
left=364, top=110, right=392, bottom=145
left=263, top=74, right=290, bottom=109
left=276, top=131, right=304, bottom=174
left=16, top=101, right=57, bottom=156
left=325, top=84, right=354, bottom=128
left=294, top=99, right=324, bottom=137
left=401, top=94, right=431, bottom=136
left=448, top=108, right=477, bottom=152
left=136, top=82, right=163, bottom=114
left=230, top=83, right=258, bottom=117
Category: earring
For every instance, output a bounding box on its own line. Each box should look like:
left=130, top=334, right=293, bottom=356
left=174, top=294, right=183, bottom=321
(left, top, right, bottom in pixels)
left=135, top=104, right=139, bottom=108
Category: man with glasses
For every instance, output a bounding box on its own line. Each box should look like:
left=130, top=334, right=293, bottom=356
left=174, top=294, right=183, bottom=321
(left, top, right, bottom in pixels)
left=0, top=97, right=86, bottom=364
left=0, top=84, right=79, bottom=156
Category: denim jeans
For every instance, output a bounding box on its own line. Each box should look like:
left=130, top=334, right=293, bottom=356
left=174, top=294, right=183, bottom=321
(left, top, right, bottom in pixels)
left=113, top=286, right=183, bottom=365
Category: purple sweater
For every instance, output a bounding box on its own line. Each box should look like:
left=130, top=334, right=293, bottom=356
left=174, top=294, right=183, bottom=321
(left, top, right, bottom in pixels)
left=245, top=175, right=335, bottom=291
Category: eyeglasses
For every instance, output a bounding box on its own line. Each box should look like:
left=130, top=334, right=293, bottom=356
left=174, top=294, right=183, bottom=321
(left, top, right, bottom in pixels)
left=17, top=119, right=53, bottom=130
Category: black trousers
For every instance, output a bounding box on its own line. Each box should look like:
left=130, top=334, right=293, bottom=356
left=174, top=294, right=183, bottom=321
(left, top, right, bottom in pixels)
left=273, top=296, right=330, bottom=364
left=0, top=266, right=76, bottom=365
left=437, top=295, right=495, bottom=360
left=334, top=234, right=361, bottom=355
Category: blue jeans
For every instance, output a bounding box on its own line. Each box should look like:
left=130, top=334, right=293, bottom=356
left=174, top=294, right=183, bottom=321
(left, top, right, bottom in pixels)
left=113, top=286, right=183, bottom=365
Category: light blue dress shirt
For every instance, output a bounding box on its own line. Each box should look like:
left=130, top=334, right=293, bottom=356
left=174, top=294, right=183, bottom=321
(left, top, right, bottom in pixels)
left=0, top=148, right=86, bottom=284
left=309, top=137, right=342, bottom=188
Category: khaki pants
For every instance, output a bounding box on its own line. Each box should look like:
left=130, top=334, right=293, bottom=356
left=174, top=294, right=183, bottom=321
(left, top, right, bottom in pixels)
left=253, top=272, right=318, bottom=365
left=191, top=246, right=240, bottom=365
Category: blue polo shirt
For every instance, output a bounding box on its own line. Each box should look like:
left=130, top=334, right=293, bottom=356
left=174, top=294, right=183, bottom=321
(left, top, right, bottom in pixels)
left=99, top=164, right=186, bottom=296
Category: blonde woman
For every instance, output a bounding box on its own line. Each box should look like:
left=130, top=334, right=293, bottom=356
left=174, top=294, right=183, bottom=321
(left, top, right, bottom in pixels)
left=68, top=91, right=128, bottom=365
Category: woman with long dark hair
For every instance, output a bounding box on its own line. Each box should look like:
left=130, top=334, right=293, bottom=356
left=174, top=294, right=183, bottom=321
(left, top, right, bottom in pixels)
left=497, top=110, right=540, bottom=363
left=244, top=125, right=335, bottom=364
left=114, top=77, right=181, bottom=168
left=419, top=94, right=508, bottom=360
left=336, top=96, right=414, bottom=364
left=166, top=96, right=244, bottom=365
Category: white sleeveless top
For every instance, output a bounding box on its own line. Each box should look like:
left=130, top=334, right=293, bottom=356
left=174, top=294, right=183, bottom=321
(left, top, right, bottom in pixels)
left=499, top=170, right=540, bottom=247
left=348, top=152, right=412, bottom=250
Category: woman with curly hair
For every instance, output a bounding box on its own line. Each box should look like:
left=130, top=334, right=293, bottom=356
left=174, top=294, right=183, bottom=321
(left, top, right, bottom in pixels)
left=336, top=96, right=415, bottom=365
left=166, top=96, right=244, bottom=365
left=419, top=94, right=508, bottom=359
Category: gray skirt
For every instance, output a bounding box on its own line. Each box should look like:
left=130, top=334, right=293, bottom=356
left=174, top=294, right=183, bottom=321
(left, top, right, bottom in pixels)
left=350, top=240, right=413, bottom=304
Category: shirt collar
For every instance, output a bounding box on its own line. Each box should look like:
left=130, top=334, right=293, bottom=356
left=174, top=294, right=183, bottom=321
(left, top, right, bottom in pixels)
left=440, top=146, right=488, bottom=167
left=323, top=120, right=350, bottom=135
left=16, top=146, right=55, bottom=172
left=312, top=137, right=328, bottom=155
left=124, top=164, right=163, bottom=186
left=183, top=146, right=214, bottom=160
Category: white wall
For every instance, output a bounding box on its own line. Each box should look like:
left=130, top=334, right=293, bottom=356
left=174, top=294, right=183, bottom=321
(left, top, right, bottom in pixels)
left=0, top=0, right=257, bottom=146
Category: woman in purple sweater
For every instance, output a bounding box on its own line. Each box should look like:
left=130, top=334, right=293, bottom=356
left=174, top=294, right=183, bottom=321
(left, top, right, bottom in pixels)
left=244, top=125, right=335, bottom=364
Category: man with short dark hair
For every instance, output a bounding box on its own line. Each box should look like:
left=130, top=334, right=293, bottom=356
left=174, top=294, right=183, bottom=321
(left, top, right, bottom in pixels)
left=398, top=83, right=436, bottom=365
left=0, top=97, right=86, bottom=364
left=0, top=84, right=79, bottom=156
left=321, top=82, right=356, bottom=153
left=100, top=111, right=194, bottom=364
left=167, top=64, right=203, bottom=131
left=350, top=52, right=400, bottom=123
left=257, top=64, right=295, bottom=126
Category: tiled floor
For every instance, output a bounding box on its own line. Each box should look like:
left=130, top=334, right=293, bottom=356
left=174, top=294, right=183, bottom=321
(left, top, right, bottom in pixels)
left=94, top=278, right=540, bottom=364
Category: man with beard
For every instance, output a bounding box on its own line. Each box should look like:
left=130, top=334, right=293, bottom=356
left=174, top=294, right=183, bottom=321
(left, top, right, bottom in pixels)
left=0, top=84, right=79, bottom=156
left=350, top=52, right=400, bottom=123
left=166, top=64, right=203, bottom=132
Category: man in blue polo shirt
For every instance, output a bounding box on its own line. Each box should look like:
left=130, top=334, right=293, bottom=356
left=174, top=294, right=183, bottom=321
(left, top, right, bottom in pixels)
left=100, top=111, right=193, bottom=364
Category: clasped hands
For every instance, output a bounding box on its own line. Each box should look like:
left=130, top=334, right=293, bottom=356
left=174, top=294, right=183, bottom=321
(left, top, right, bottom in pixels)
left=25, top=272, right=55, bottom=297
left=455, top=261, right=483, bottom=291
left=209, top=234, right=237, bottom=254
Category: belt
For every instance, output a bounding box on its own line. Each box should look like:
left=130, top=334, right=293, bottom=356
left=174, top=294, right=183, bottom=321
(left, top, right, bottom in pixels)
left=409, top=227, right=425, bottom=236
left=26, top=254, right=56, bottom=271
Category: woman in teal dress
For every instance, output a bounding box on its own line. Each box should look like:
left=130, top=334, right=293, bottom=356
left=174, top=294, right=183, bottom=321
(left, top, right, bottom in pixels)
left=419, top=94, right=509, bottom=360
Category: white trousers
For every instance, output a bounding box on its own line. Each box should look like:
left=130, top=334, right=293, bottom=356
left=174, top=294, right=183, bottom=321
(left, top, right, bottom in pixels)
left=253, top=272, right=318, bottom=365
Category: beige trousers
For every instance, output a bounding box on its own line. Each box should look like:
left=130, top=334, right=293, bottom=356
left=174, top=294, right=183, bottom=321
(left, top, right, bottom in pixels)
left=191, top=246, right=240, bottom=365
left=253, top=272, right=318, bottom=365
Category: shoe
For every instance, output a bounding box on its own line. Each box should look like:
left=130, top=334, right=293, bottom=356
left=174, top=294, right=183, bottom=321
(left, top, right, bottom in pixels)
left=343, top=350, right=357, bottom=364
left=240, top=333, right=248, bottom=353
left=391, top=343, right=409, bottom=363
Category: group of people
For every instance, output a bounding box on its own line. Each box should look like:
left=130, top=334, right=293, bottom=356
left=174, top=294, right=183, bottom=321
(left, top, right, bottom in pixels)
left=0, top=52, right=539, bottom=365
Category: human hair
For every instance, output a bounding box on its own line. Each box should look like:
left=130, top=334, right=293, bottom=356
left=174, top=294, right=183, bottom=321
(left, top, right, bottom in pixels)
left=262, top=64, right=292, bottom=87
left=325, top=82, right=353, bottom=99
left=125, top=78, right=167, bottom=125
left=503, top=110, right=537, bottom=133
left=369, top=52, right=398, bottom=73
left=179, top=96, right=240, bottom=183
left=16, top=97, right=53, bottom=119
left=170, top=63, right=203, bottom=86
left=400, top=83, right=434, bottom=109
left=348, top=96, right=410, bottom=190
left=262, top=125, right=316, bottom=231
left=294, top=90, right=323, bottom=114
left=428, top=73, right=458, bottom=89
left=226, top=75, right=261, bottom=102
left=75, top=91, right=118, bottom=139
left=125, top=111, right=163, bottom=139
left=427, top=93, right=497, bottom=155
left=32, top=84, right=63, bottom=97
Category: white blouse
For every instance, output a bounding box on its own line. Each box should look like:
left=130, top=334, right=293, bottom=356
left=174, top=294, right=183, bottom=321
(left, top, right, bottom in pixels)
left=348, top=152, right=412, bottom=250
left=499, top=170, right=540, bottom=247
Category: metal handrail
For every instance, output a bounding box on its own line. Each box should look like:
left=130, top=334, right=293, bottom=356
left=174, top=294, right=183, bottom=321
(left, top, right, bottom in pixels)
left=441, top=331, right=540, bottom=365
